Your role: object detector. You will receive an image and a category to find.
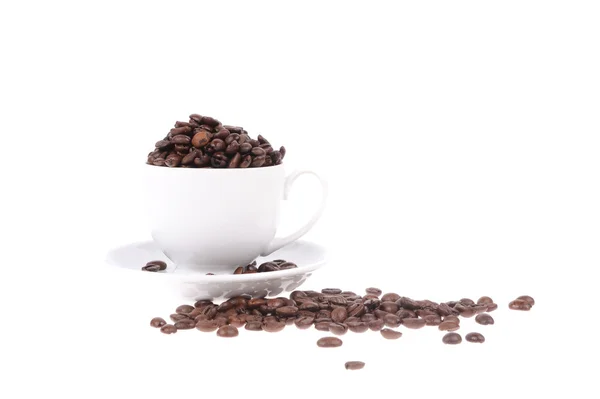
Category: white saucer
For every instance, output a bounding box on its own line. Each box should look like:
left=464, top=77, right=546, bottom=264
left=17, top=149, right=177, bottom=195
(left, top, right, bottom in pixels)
left=105, top=240, right=326, bottom=301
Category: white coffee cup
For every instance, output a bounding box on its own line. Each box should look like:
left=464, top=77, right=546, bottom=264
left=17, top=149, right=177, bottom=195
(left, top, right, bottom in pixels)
left=144, top=164, right=327, bottom=272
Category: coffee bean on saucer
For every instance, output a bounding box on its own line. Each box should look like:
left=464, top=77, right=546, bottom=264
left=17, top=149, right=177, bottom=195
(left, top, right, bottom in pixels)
left=345, top=361, right=365, bottom=371
left=465, top=332, right=485, bottom=343
left=475, top=313, right=495, bottom=325
left=442, top=332, right=462, bottom=345
left=233, top=266, right=244, bottom=275
left=216, top=325, right=239, bottom=337
left=317, top=337, right=343, bottom=348
left=150, top=317, right=166, bottom=328
left=146, top=260, right=167, bottom=270
left=380, top=328, right=403, bottom=339
left=141, top=264, right=161, bottom=272
left=160, top=324, right=177, bottom=334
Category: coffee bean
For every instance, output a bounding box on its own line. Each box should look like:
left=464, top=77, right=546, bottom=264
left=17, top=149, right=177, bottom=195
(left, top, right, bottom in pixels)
left=175, top=305, right=194, bottom=315
left=347, top=303, right=366, bottom=318
left=509, top=299, right=532, bottom=311
left=195, top=320, right=218, bottom=332
left=315, top=322, right=331, bottom=331
left=360, top=313, right=377, bottom=323
left=442, top=332, right=462, bottom=345
left=517, top=295, right=535, bottom=306
left=170, top=314, right=189, bottom=322
left=243, top=321, right=262, bottom=331
left=160, top=324, right=177, bottom=334
left=379, top=301, right=399, bottom=313
left=258, top=262, right=280, bottom=273
left=347, top=321, right=368, bottom=333
left=473, top=305, right=489, bottom=314
left=459, top=307, right=477, bottom=318
left=270, top=151, right=282, bottom=164
left=155, top=139, right=172, bottom=150
left=365, top=287, right=382, bottom=296
left=402, top=318, right=426, bottom=329
left=279, top=146, right=286, bottom=159
left=278, top=262, right=297, bottom=270
left=216, top=325, right=239, bottom=337
left=438, top=321, right=460, bottom=332
left=239, top=142, right=253, bottom=154
left=424, top=314, right=442, bottom=326
left=395, top=309, right=414, bottom=320
left=171, top=135, right=191, bottom=145
left=141, top=264, right=161, bottom=272
left=251, top=155, right=266, bottom=167
left=240, top=154, right=252, bottom=168
left=266, top=298, right=286, bottom=310
left=150, top=317, right=166, bottom=328
left=214, top=129, right=230, bottom=140
left=477, top=296, right=494, bottom=305
left=181, top=151, right=197, bottom=165
left=399, top=297, right=419, bottom=310
left=247, top=298, right=266, bottom=309
left=329, top=322, right=348, bottom=335
left=194, top=300, right=213, bottom=308
left=345, top=361, right=365, bottom=370
left=251, top=147, right=266, bottom=157
left=383, top=314, right=402, bottom=328
left=368, top=319, right=385, bottom=331
left=275, top=306, right=298, bottom=317
left=465, top=332, right=485, bottom=343
left=380, top=328, right=403, bottom=339
left=321, top=288, right=342, bottom=295
left=262, top=321, right=285, bottom=332
left=173, top=319, right=195, bottom=330
left=233, top=266, right=244, bottom=275
left=443, top=315, right=460, bottom=324
left=295, top=316, right=315, bottom=329
left=475, top=313, right=494, bottom=326
left=228, top=315, right=246, bottom=328
left=165, top=154, right=181, bottom=167
left=225, top=141, right=240, bottom=155
left=436, top=303, right=455, bottom=316
left=211, top=152, right=229, bottom=168
left=317, top=337, right=343, bottom=348
left=381, top=293, right=400, bottom=302
left=460, top=298, right=475, bottom=306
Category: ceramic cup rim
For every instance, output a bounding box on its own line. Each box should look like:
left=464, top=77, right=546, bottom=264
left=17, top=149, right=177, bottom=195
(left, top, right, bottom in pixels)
left=145, top=163, right=284, bottom=173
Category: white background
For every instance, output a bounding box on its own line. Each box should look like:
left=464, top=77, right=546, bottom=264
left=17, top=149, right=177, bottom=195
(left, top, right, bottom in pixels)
left=1, top=0, right=599, bottom=398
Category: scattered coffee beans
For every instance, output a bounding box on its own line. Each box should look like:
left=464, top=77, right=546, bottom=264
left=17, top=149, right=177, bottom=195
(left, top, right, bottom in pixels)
left=380, top=328, right=403, bottom=339
left=465, top=332, right=485, bottom=343
left=147, top=114, right=286, bottom=169
left=345, top=361, right=365, bottom=370
left=475, top=313, right=495, bottom=325
left=442, top=332, right=462, bottom=345
left=317, top=337, right=343, bottom=348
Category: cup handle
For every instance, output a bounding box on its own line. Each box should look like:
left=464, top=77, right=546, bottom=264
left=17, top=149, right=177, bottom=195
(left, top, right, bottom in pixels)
left=260, top=169, right=328, bottom=256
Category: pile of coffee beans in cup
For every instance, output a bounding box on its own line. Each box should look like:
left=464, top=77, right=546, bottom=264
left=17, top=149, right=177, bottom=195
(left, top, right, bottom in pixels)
left=150, top=287, right=535, bottom=369
left=146, top=114, right=286, bottom=168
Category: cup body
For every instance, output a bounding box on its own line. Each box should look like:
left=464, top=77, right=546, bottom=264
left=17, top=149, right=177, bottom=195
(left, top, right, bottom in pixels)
left=144, top=164, right=285, bottom=271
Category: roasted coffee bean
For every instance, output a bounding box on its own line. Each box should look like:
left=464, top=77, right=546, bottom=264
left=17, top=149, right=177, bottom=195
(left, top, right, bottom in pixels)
left=270, top=151, right=282, bottom=164
left=240, top=154, right=253, bottom=168
left=398, top=297, right=419, bottom=310
left=278, top=262, right=297, bottom=270
left=424, top=314, right=442, bottom=326
left=347, top=321, right=368, bottom=333
left=260, top=144, right=273, bottom=154
left=383, top=314, right=402, bottom=328
left=473, top=305, right=488, bottom=314
left=317, top=337, right=343, bottom=348
left=215, top=129, right=230, bottom=140
left=257, top=134, right=269, bottom=144
left=396, top=309, right=416, bottom=320
left=321, top=288, right=342, bottom=295
left=365, top=287, right=382, bottom=296
left=436, top=303, right=455, bottom=316
left=214, top=317, right=229, bottom=328
left=239, top=142, right=253, bottom=154
left=210, top=152, right=228, bottom=168
left=475, top=313, right=494, bottom=325
left=345, top=361, right=365, bottom=370
left=374, top=310, right=390, bottom=319
left=170, top=314, right=189, bottom=322
left=275, top=306, right=298, bottom=317
left=191, top=130, right=211, bottom=148
left=194, top=155, right=211, bottom=167
left=381, top=293, right=401, bottom=302
left=509, top=299, right=532, bottom=311
left=459, top=307, right=477, bottom=318
left=216, top=325, right=239, bottom=337
left=443, top=315, right=460, bottom=324
left=379, top=301, right=399, bottom=314
left=402, top=318, right=426, bottom=329
left=250, top=146, right=265, bottom=157
left=174, top=319, right=196, bottom=330
left=209, top=138, right=226, bottom=152
left=380, top=328, right=403, bottom=339
left=347, top=303, right=366, bottom=318
left=368, top=319, right=385, bottom=331
left=442, top=332, right=462, bottom=345
left=155, top=139, right=172, bottom=150
left=258, top=262, right=280, bottom=273
left=195, top=320, right=218, bottom=332
left=326, top=295, right=347, bottom=306
left=360, top=313, right=377, bottom=323
left=194, top=300, right=213, bottom=308
left=299, top=301, right=320, bottom=311
left=465, top=332, right=485, bottom=343
left=245, top=321, right=262, bottom=331
left=247, top=298, right=267, bottom=309
left=486, top=303, right=499, bottom=312
left=279, top=146, right=286, bottom=158
left=315, top=322, right=331, bottom=331
left=438, top=321, right=460, bottom=332
left=225, top=133, right=240, bottom=144
left=517, top=295, right=535, bottom=306
left=233, top=266, right=244, bottom=275
left=477, top=296, right=494, bottom=305
left=199, top=116, right=219, bottom=127
left=171, top=135, right=191, bottom=145
left=363, top=294, right=380, bottom=300
left=251, top=155, right=266, bottom=167
left=160, top=324, right=177, bottom=334
left=165, top=154, right=181, bottom=167
left=145, top=260, right=167, bottom=271
left=266, top=298, right=286, bottom=310
left=176, top=305, right=194, bottom=315
left=223, top=125, right=243, bottom=133
left=150, top=317, right=166, bottom=328
left=331, top=307, right=348, bottom=323
left=416, top=308, right=437, bottom=317
left=225, top=141, right=240, bottom=155
left=329, top=322, right=348, bottom=335
left=249, top=139, right=260, bottom=147
left=460, top=298, right=475, bottom=306
left=295, top=316, right=315, bottom=329
left=142, top=264, right=161, bottom=272
left=363, top=298, right=380, bottom=311
left=189, top=114, right=203, bottom=123
left=181, top=151, right=197, bottom=165
left=228, top=315, right=246, bottom=328
left=262, top=321, right=285, bottom=333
